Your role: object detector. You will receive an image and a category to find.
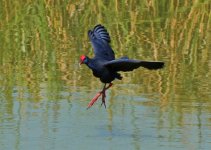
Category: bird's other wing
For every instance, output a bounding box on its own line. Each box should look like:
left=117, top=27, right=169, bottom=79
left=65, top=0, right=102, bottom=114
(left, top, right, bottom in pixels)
left=88, top=24, right=115, bottom=61
left=104, top=59, right=164, bottom=72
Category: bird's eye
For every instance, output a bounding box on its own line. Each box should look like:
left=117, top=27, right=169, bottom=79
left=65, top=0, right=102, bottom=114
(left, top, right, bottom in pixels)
left=84, top=57, right=88, bottom=63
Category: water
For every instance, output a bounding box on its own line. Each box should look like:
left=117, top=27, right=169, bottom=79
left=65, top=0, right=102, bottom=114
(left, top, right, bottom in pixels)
left=0, top=0, right=211, bottom=150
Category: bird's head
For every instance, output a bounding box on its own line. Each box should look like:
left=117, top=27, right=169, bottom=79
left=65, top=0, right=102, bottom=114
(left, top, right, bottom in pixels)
left=80, top=55, right=88, bottom=65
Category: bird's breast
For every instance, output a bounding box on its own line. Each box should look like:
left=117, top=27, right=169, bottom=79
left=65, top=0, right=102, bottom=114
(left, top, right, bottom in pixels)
left=87, top=59, right=115, bottom=83
left=100, top=69, right=115, bottom=83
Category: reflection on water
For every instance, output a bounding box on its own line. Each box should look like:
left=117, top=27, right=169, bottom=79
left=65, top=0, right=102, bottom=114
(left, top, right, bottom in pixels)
left=0, top=0, right=211, bottom=150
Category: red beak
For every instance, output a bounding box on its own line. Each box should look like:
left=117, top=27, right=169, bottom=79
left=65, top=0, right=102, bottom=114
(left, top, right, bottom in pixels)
left=79, top=60, right=83, bottom=65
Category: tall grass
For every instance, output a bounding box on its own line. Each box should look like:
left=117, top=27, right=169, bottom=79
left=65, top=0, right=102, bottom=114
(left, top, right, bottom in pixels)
left=0, top=0, right=210, bottom=113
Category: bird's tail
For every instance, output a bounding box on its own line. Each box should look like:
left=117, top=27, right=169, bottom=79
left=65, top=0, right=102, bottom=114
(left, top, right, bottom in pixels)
left=115, top=73, right=122, bottom=80
left=140, top=61, right=164, bottom=70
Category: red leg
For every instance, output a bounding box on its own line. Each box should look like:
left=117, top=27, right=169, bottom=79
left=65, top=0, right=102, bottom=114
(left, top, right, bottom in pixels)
left=87, top=92, right=101, bottom=109
left=87, top=83, right=113, bottom=109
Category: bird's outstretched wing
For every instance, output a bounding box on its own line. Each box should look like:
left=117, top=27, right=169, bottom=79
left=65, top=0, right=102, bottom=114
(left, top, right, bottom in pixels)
left=88, top=24, right=115, bottom=61
left=104, top=58, right=164, bottom=72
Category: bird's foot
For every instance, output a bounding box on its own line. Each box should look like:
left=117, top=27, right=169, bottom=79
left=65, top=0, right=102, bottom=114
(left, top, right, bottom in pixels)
left=100, top=83, right=112, bottom=109
left=101, top=90, right=106, bottom=108
left=87, top=83, right=113, bottom=109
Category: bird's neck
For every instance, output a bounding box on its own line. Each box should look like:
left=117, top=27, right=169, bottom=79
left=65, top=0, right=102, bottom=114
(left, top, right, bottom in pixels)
left=85, top=58, right=95, bottom=70
left=84, top=57, right=93, bottom=68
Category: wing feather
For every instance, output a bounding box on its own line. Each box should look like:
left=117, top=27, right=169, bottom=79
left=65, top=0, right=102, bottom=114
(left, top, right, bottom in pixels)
left=88, top=24, right=115, bottom=61
left=104, top=59, right=164, bottom=72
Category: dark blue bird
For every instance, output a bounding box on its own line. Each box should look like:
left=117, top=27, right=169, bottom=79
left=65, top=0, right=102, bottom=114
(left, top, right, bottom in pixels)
left=80, top=24, right=164, bottom=108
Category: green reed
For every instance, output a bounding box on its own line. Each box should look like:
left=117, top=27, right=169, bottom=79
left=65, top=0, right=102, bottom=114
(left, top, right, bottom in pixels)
left=0, top=0, right=210, bottom=112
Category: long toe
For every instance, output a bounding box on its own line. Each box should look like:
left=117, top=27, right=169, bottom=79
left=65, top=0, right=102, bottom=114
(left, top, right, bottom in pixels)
left=101, top=100, right=106, bottom=108
left=101, top=92, right=106, bottom=108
